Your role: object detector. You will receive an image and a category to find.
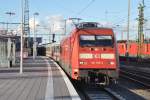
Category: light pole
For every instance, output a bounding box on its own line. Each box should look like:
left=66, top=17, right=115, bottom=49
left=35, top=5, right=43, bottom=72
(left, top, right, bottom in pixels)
left=33, top=12, right=39, bottom=60
left=126, top=0, right=130, bottom=62
left=20, top=0, right=24, bottom=74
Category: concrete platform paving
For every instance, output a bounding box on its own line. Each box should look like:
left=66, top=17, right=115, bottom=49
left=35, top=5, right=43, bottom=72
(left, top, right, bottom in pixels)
left=0, top=56, right=80, bottom=100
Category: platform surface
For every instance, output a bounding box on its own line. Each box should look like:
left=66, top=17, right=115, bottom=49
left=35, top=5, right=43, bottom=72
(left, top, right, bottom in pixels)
left=0, top=56, right=80, bottom=100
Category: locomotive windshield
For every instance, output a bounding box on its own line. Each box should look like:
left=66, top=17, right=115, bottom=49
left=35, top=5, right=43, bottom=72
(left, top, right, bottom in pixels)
left=80, top=35, right=113, bottom=47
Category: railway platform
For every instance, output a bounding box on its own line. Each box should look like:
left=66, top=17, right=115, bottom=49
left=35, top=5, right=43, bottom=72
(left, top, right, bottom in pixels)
left=0, top=56, right=80, bottom=100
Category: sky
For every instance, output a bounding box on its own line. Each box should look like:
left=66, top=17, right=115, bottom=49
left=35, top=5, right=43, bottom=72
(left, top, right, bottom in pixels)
left=0, top=0, right=150, bottom=43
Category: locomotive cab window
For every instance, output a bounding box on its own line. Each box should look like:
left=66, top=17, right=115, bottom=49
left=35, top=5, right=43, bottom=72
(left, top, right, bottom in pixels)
left=79, top=35, right=113, bottom=47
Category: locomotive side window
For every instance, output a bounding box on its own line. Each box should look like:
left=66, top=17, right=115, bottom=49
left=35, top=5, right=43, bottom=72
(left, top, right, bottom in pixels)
left=80, top=35, right=113, bottom=47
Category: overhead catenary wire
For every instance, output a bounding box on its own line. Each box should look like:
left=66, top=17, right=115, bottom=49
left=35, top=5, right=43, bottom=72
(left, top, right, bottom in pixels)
left=55, top=1, right=76, bottom=14
left=76, top=0, right=95, bottom=15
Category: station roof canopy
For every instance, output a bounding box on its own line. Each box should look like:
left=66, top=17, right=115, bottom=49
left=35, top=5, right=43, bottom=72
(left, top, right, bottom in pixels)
left=0, top=34, right=17, bottom=40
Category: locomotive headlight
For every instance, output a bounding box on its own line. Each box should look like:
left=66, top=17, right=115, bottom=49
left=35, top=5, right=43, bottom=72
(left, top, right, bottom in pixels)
left=110, top=62, right=114, bottom=65
left=80, top=61, right=87, bottom=64
left=80, top=62, right=84, bottom=64
left=74, top=69, right=79, bottom=72
left=80, top=53, right=93, bottom=59
left=101, top=54, right=114, bottom=59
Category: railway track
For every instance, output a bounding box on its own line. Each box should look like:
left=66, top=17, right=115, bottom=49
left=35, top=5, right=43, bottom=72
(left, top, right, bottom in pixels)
left=108, top=80, right=150, bottom=100
left=75, top=66, right=150, bottom=100
left=121, top=66, right=150, bottom=77
left=75, top=82, right=125, bottom=100
left=120, top=67, right=150, bottom=88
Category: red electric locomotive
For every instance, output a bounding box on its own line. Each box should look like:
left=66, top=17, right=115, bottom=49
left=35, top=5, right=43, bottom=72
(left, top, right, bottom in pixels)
left=59, top=22, right=119, bottom=85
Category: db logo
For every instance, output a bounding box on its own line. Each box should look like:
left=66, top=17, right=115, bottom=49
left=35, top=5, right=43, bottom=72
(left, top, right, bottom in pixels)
left=93, top=54, right=100, bottom=58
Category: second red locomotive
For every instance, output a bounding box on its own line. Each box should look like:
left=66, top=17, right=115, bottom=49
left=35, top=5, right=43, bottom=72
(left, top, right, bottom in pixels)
left=118, top=41, right=150, bottom=58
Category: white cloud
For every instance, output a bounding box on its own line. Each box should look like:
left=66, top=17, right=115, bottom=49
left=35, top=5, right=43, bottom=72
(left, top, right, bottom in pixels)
left=46, top=15, right=65, bottom=34
left=29, top=17, right=40, bottom=30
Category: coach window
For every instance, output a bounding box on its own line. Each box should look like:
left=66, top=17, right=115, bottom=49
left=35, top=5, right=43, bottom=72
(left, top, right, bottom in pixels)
left=57, top=46, right=60, bottom=53
left=147, top=43, right=149, bottom=52
left=60, top=46, right=62, bottom=53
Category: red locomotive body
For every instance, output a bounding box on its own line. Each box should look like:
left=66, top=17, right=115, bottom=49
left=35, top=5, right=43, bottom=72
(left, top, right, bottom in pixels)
left=129, top=42, right=138, bottom=57
left=117, top=41, right=126, bottom=56
left=143, top=43, right=150, bottom=57
left=117, top=41, right=150, bottom=58
left=59, top=22, right=119, bottom=85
